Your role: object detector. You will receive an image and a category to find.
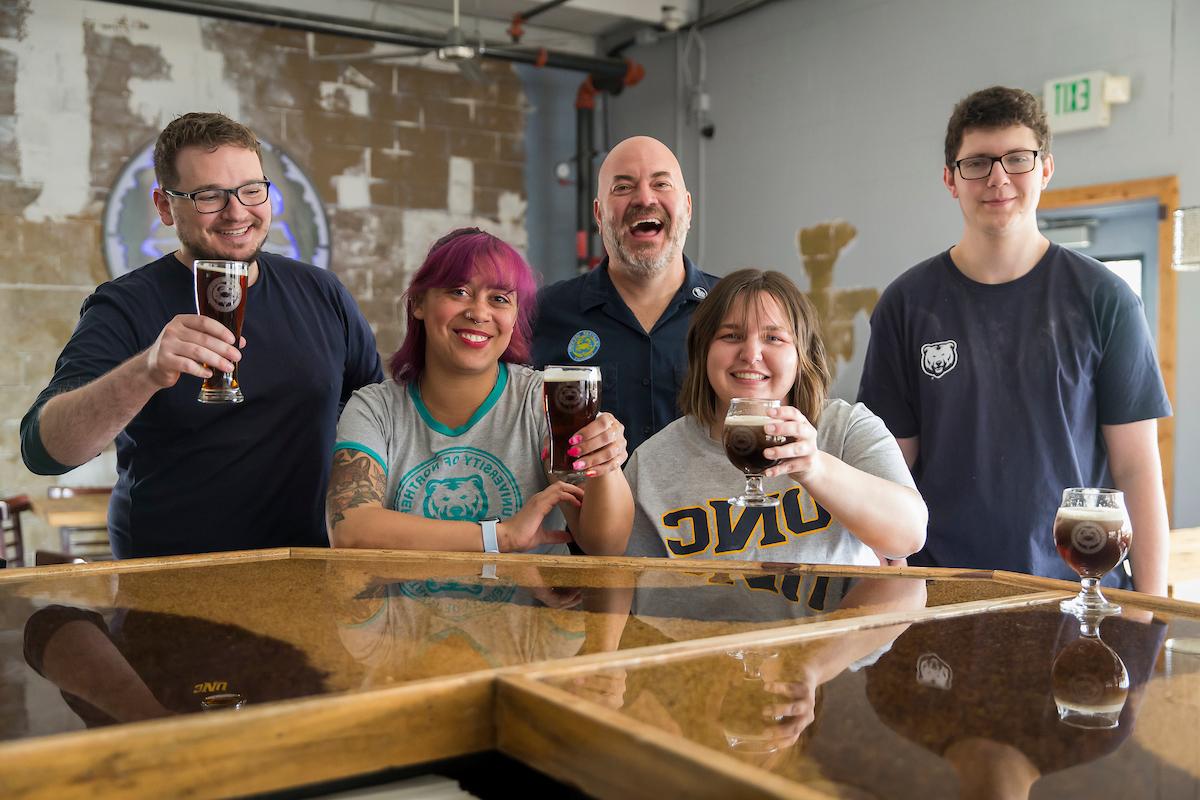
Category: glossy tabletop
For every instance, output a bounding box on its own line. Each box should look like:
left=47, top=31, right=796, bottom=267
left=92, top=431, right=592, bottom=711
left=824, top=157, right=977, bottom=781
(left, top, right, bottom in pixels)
left=0, top=549, right=1195, bottom=799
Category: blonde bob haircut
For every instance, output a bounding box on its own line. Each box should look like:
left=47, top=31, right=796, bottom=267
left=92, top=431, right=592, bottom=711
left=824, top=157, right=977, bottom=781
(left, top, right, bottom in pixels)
left=679, top=268, right=832, bottom=431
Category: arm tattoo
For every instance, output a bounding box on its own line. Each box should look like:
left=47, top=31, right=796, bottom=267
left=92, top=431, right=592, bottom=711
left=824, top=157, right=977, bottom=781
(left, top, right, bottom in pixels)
left=327, top=450, right=386, bottom=528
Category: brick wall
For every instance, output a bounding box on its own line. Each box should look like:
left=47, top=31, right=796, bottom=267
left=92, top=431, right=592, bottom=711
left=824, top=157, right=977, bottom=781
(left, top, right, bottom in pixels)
left=0, top=0, right=530, bottom=554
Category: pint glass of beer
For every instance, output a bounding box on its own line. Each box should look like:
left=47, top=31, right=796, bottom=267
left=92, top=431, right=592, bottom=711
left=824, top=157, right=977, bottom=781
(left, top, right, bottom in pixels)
left=724, top=398, right=790, bottom=507
left=543, top=365, right=601, bottom=481
left=194, top=259, right=249, bottom=404
left=1053, top=487, right=1132, bottom=617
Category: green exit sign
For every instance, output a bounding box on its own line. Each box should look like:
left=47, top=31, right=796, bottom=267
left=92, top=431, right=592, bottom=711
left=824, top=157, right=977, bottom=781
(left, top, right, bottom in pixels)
left=1043, top=71, right=1126, bottom=133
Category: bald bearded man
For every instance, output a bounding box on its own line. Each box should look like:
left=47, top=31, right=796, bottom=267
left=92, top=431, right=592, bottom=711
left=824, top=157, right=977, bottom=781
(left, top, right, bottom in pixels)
left=533, top=136, right=717, bottom=454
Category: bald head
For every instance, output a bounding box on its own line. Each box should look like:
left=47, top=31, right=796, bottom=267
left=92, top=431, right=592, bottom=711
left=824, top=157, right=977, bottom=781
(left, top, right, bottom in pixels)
left=594, top=136, right=692, bottom=280
left=597, top=136, right=687, bottom=197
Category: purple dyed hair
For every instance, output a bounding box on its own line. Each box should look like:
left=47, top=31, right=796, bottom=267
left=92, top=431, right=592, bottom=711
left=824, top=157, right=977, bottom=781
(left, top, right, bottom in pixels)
left=390, top=227, right=539, bottom=383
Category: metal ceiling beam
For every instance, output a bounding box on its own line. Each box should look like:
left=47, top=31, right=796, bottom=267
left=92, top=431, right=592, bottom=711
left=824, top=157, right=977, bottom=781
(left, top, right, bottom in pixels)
left=94, top=0, right=633, bottom=84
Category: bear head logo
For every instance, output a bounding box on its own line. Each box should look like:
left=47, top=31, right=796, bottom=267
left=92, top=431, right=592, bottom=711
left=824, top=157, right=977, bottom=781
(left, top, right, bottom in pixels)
left=920, top=340, right=958, bottom=379
left=423, top=475, right=488, bottom=521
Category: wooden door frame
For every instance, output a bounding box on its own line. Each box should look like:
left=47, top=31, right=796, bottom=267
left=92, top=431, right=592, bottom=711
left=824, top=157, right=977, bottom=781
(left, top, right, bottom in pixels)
left=1040, top=175, right=1178, bottom=517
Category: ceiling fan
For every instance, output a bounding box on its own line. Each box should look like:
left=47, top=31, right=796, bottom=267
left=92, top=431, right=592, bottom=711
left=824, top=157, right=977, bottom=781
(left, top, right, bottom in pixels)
left=311, top=0, right=490, bottom=83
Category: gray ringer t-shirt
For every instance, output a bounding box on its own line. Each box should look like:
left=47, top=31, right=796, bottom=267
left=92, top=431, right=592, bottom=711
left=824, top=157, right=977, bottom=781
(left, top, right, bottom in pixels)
left=624, top=399, right=916, bottom=565
left=334, top=363, right=567, bottom=554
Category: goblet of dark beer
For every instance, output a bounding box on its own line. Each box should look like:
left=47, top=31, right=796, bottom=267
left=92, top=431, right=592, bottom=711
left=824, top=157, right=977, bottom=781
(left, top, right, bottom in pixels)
left=543, top=365, right=601, bottom=481
left=724, top=398, right=788, bottom=507
left=194, top=259, right=249, bottom=404
left=1053, top=488, right=1132, bottom=617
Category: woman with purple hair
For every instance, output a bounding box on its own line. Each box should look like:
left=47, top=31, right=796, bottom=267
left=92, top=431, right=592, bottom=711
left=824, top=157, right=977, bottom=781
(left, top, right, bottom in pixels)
left=327, top=228, right=632, bottom=555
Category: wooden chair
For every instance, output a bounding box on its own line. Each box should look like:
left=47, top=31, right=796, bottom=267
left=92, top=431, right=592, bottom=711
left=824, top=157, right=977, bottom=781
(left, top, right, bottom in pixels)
left=1, top=495, right=32, bottom=568
left=47, top=486, right=113, bottom=559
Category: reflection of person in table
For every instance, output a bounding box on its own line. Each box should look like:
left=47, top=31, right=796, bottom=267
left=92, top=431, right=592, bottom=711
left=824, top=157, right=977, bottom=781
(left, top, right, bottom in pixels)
left=329, top=563, right=631, bottom=686
left=328, top=228, right=632, bottom=556
left=864, top=609, right=1167, bottom=799
left=23, top=602, right=328, bottom=727
left=624, top=269, right=926, bottom=567
left=620, top=575, right=926, bottom=768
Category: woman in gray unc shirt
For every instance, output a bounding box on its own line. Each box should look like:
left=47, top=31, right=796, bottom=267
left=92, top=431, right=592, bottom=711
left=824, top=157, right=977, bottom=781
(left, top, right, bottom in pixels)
left=624, top=269, right=927, bottom=565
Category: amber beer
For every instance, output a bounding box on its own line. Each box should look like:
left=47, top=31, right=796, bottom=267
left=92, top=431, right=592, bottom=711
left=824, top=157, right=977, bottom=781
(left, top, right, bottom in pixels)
left=1053, top=506, right=1131, bottom=578
left=194, top=260, right=249, bottom=404
left=543, top=366, right=600, bottom=480
left=723, top=415, right=791, bottom=475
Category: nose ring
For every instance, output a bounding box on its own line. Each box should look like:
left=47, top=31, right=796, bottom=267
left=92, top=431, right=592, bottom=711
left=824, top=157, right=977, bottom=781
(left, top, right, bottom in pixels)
left=464, top=311, right=478, bottom=323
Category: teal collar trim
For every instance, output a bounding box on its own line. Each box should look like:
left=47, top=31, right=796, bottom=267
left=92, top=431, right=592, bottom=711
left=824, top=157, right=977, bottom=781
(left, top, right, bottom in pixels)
left=409, top=363, right=509, bottom=437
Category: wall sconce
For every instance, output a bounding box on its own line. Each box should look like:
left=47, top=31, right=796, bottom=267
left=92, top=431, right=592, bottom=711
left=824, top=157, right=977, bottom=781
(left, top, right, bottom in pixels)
left=1173, top=207, right=1200, bottom=272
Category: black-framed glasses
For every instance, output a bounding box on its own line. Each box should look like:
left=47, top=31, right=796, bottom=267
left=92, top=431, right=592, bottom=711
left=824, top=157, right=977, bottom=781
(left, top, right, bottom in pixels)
left=162, top=179, right=271, bottom=213
left=952, top=150, right=1040, bottom=180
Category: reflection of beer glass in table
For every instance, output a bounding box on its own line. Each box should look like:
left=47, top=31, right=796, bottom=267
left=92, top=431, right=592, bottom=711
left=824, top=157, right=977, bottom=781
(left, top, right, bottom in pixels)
left=1052, top=612, right=1129, bottom=729
left=193, top=260, right=249, bottom=404
left=1053, top=488, right=1132, bottom=617
left=543, top=365, right=601, bottom=481
left=718, top=649, right=783, bottom=756
left=724, top=398, right=789, bottom=507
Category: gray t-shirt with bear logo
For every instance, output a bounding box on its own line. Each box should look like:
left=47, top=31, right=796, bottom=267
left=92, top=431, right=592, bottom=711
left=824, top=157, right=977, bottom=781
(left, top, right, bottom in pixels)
left=334, top=363, right=567, bottom=554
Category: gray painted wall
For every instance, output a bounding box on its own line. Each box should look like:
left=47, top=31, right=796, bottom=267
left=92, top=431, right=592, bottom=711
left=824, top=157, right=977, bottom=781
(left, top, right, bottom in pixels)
left=603, top=0, right=1199, bottom=525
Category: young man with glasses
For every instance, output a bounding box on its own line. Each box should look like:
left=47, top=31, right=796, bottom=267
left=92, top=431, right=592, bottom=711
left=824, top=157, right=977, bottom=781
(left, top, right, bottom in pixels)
left=21, top=112, right=383, bottom=558
left=858, top=86, right=1171, bottom=594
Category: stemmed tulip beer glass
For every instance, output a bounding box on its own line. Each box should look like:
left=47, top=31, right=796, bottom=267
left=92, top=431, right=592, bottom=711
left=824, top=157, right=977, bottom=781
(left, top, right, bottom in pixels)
left=1053, top=488, right=1132, bottom=617
left=723, top=398, right=791, bottom=507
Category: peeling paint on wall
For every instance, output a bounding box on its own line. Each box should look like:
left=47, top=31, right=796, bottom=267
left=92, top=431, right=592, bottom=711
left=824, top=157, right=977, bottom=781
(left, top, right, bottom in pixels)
left=796, top=220, right=879, bottom=381
left=14, top=1, right=89, bottom=220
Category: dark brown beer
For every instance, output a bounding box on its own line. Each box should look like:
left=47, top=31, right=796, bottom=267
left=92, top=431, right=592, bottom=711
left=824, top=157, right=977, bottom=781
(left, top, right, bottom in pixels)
left=723, top=415, right=791, bottom=475
left=543, top=366, right=601, bottom=479
left=194, top=260, right=248, bottom=403
left=1051, top=637, right=1128, bottom=726
left=1053, top=507, right=1131, bottom=578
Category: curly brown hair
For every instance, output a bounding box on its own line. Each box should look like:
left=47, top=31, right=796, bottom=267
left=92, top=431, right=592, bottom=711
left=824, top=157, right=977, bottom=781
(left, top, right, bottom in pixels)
left=153, top=112, right=262, bottom=189
left=679, top=269, right=831, bottom=430
left=944, top=86, right=1050, bottom=167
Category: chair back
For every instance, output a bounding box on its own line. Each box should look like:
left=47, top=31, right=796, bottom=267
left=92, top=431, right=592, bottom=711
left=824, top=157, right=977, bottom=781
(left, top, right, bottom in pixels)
left=1, top=495, right=32, bottom=568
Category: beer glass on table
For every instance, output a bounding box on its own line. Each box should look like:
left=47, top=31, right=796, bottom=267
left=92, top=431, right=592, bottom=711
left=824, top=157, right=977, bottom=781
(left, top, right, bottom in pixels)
left=193, top=259, right=248, bottom=404
left=543, top=365, right=601, bottom=482
left=1053, top=488, right=1132, bottom=617
left=724, top=398, right=789, bottom=507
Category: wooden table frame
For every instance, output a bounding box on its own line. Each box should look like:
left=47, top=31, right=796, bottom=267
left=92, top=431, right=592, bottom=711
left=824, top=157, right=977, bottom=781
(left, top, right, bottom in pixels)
left=2, top=549, right=1197, bottom=799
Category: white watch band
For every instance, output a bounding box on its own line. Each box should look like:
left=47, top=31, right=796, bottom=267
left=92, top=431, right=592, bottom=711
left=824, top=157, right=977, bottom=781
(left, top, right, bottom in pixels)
left=480, top=518, right=500, bottom=553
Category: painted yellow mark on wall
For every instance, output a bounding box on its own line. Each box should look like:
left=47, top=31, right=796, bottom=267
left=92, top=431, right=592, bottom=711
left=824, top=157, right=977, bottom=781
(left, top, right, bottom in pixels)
left=796, top=221, right=878, bottom=380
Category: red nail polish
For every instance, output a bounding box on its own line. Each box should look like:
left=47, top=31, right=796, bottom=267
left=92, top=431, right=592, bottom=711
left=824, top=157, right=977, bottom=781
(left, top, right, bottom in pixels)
left=573, top=460, right=585, bottom=470
left=567, top=446, right=581, bottom=457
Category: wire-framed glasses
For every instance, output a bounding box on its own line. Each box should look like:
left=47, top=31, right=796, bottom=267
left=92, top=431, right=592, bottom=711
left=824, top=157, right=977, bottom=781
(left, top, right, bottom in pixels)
left=953, top=150, right=1040, bottom=180
left=162, top=180, right=271, bottom=213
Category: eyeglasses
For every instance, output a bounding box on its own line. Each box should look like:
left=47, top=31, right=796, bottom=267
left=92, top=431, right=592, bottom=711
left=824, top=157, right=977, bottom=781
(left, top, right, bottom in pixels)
left=162, top=180, right=271, bottom=213
left=952, top=150, right=1040, bottom=180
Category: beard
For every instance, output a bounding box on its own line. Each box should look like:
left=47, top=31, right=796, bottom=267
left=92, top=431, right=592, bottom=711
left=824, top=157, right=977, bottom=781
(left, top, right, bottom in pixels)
left=177, top=223, right=268, bottom=265
left=600, top=206, right=689, bottom=279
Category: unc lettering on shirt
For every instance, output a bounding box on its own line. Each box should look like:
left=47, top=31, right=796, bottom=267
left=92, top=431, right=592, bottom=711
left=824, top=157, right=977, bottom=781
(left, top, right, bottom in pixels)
left=661, top=486, right=833, bottom=557
left=704, top=571, right=836, bottom=611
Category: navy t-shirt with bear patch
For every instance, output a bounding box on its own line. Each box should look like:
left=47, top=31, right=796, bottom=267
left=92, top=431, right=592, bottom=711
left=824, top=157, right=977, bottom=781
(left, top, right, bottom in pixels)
left=857, top=244, right=1170, bottom=587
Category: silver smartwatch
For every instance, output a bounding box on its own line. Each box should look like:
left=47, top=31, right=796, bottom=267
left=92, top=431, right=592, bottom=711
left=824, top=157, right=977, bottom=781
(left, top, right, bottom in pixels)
left=480, top=517, right=500, bottom=553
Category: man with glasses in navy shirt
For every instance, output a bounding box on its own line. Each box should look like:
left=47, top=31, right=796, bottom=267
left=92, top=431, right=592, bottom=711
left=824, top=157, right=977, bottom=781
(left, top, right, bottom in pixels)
left=533, top=136, right=717, bottom=455
left=21, top=112, right=382, bottom=558
left=858, top=86, right=1171, bottom=593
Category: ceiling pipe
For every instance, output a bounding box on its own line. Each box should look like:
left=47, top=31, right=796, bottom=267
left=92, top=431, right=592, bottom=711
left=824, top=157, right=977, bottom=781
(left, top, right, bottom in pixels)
left=95, top=0, right=638, bottom=89
left=508, top=0, right=572, bottom=43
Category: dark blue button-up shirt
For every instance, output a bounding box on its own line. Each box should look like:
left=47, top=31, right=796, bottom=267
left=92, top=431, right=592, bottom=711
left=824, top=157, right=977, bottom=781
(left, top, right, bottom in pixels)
left=533, top=255, right=718, bottom=454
